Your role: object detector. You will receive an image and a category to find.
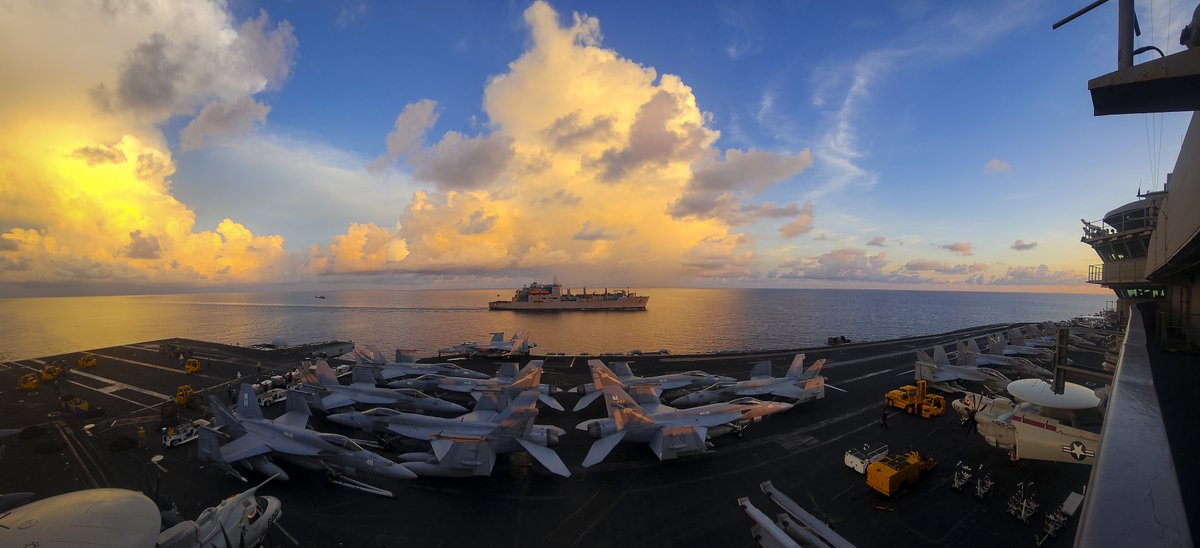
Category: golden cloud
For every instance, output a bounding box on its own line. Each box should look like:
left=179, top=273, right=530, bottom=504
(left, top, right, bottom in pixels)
left=0, top=1, right=295, bottom=289
left=319, top=1, right=812, bottom=282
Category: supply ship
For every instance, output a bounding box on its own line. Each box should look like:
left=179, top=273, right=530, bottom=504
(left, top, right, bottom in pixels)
left=488, top=281, right=648, bottom=310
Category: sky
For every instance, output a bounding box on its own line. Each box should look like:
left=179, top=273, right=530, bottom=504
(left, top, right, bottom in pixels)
left=0, top=0, right=1194, bottom=297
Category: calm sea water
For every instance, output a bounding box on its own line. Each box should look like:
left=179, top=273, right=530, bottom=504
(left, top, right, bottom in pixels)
left=0, top=288, right=1109, bottom=362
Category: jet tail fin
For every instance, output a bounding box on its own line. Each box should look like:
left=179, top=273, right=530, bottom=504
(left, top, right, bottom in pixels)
left=509, top=361, right=542, bottom=389
left=784, top=354, right=806, bottom=378
left=609, top=361, right=635, bottom=380
left=749, top=360, right=774, bottom=380
left=496, top=391, right=540, bottom=421
left=313, top=360, right=339, bottom=386
left=490, top=332, right=505, bottom=343
left=627, top=385, right=662, bottom=407
left=196, top=428, right=246, bottom=482
left=351, top=366, right=377, bottom=386
left=395, top=349, right=418, bottom=364
left=207, top=394, right=247, bottom=438
left=798, top=358, right=826, bottom=380
left=236, top=384, right=264, bottom=421
left=497, top=362, right=520, bottom=382
left=956, top=341, right=977, bottom=367
left=933, top=345, right=951, bottom=366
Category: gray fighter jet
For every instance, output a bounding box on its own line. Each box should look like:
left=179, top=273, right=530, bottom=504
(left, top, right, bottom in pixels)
left=327, top=391, right=570, bottom=477
left=575, top=362, right=792, bottom=466
left=912, top=346, right=1011, bottom=392
left=389, top=360, right=564, bottom=410
left=354, top=345, right=490, bottom=380
left=300, top=360, right=466, bottom=414
left=958, top=339, right=1051, bottom=378
left=439, top=331, right=535, bottom=357
left=986, top=333, right=1053, bottom=361
left=198, top=385, right=415, bottom=496
left=569, top=360, right=735, bottom=408
left=667, top=354, right=826, bottom=407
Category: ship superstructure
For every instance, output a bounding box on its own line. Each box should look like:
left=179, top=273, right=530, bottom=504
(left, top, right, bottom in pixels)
left=1081, top=187, right=1169, bottom=320
left=489, top=282, right=648, bottom=311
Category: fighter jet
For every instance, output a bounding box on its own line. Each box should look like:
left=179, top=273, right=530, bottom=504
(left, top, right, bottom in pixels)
left=987, top=333, right=1053, bottom=361
left=328, top=391, right=570, bottom=477
left=569, top=360, right=735, bottom=405
left=354, top=345, right=490, bottom=380
left=439, top=331, right=535, bottom=357
left=957, top=339, right=1051, bottom=378
left=575, top=362, right=792, bottom=466
left=912, top=347, right=1011, bottom=392
left=389, top=360, right=564, bottom=410
left=298, top=360, right=466, bottom=414
left=952, top=379, right=1102, bottom=465
left=198, top=385, right=415, bottom=495
left=2, top=476, right=284, bottom=548
left=667, top=354, right=826, bottom=407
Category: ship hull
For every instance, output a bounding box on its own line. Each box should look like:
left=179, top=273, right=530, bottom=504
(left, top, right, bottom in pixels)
left=489, top=296, right=648, bottom=311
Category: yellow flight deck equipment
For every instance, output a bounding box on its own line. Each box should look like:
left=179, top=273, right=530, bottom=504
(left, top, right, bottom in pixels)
left=18, top=373, right=39, bottom=390
left=866, top=450, right=937, bottom=497
left=885, top=379, right=945, bottom=419
left=78, top=355, right=96, bottom=368
left=184, top=358, right=202, bottom=374
left=60, top=395, right=90, bottom=415
left=175, top=385, right=200, bottom=408
left=41, top=364, right=63, bottom=382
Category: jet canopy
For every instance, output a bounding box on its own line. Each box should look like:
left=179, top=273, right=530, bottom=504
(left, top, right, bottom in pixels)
left=317, top=433, right=365, bottom=452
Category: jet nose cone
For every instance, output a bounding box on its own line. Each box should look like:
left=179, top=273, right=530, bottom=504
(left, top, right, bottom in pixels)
left=443, top=401, right=469, bottom=414
left=327, top=413, right=355, bottom=428
left=776, top=402, right=795, bottom=412
left=385, top=461, right=418, bottom=480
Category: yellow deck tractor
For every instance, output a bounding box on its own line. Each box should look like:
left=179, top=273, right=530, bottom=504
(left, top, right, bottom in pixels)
left=866, top=450, right=938, bottom=497
left=184, top=358, right=203, bottom=374
left=174, top=385, right=200, bottom=408
left=78, top=355, right=96, bottom=368
left=18, top=373, right=39, bottom=390
left=885, top=379, right=945, bottom=419
left=60, top=395, right=91, bottom=415
left=41, top=364, right=63, bottom=382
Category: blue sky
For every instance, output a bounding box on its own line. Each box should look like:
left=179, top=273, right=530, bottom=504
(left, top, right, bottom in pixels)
left=0, top=0, right=1193, bottom=295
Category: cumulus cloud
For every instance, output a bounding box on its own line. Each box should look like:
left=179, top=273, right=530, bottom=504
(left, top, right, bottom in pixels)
left=966, top=264, right=1083, bottom=286
left=942, top=241, right=974, bottom=256
left=668, top=149, right=812, bottom=223
left=866, top=236, right=887, bottom=247
left=309, top=223, right=408, bottom=275
left=1011, top=239, right=1037, bottom=251
left=779, top=201, right=815, bottom=238
left=180, top=96, right=271, bottom=151
left=573, top=221, right=619, bottom=241
left=317, top=2, right=812, bottom=282
left=0, top=1, right=296, bottom=290
left=902, top=259, right=989, bottom=275
left=774, top=248, right=918, bottom=283
left=984, top=159, right=1011, bottom=173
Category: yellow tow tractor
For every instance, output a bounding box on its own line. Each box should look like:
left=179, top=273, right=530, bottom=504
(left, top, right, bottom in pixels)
left=174, top=385, right=200, bottom=408
left=78, top=355, right=96, bottom=368
left=884, top=379, right=945, bottom=419
left=41, top=364, right=63, bottom=382
left=60, top=394, right=91, bottom=415
left=184, top=358, right=203, bottom=374
left=866, top=449, right=938, bottom=497
left=18, top=373, right=40, bottom=390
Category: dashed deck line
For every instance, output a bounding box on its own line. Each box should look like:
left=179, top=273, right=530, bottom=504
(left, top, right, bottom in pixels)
left=12, top=361, right=163, bottom=411
left=88, top=352, right=221, bottom=380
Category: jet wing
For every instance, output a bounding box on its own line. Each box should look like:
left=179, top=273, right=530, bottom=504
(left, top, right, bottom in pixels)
left=516, top=438, right=570, bottom=477
left=650, top=425, right=709, bottom=460
left=321, top=393, right=359, bottom=411
left=748, top=361, right=774, bottom=381
left=345, top=390, right=403, bottom=406
left=429, top=437, right=497, bottom=476
left=219, top=434, right=275, bottom=462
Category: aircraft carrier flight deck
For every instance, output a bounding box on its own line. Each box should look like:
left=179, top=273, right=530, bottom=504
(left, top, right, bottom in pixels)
left=0, top=324, right=1106, bottom=547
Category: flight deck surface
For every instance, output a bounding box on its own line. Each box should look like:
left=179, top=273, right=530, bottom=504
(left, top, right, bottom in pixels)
left=0, top=324, right=1100, bottom=547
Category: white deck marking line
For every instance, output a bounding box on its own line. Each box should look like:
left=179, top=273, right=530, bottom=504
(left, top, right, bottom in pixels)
left=68, top=368, right=171, bottom=399
left=13, top=362, right=159, bottom=410
left=837, top=368, right=901, bottom=384
left=825, top=383, right=847, bottom=393
left=88, top=352, right=221, bottom=380
left=896, top=368, right=915, bottom=376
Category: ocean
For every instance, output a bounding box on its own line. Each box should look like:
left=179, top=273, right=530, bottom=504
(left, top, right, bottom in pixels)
left=0, top=288, right=1110, bottom=362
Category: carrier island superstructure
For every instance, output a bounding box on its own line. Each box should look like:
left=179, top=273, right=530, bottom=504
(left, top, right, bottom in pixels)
left=489, top=281, right=648, bottom=310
